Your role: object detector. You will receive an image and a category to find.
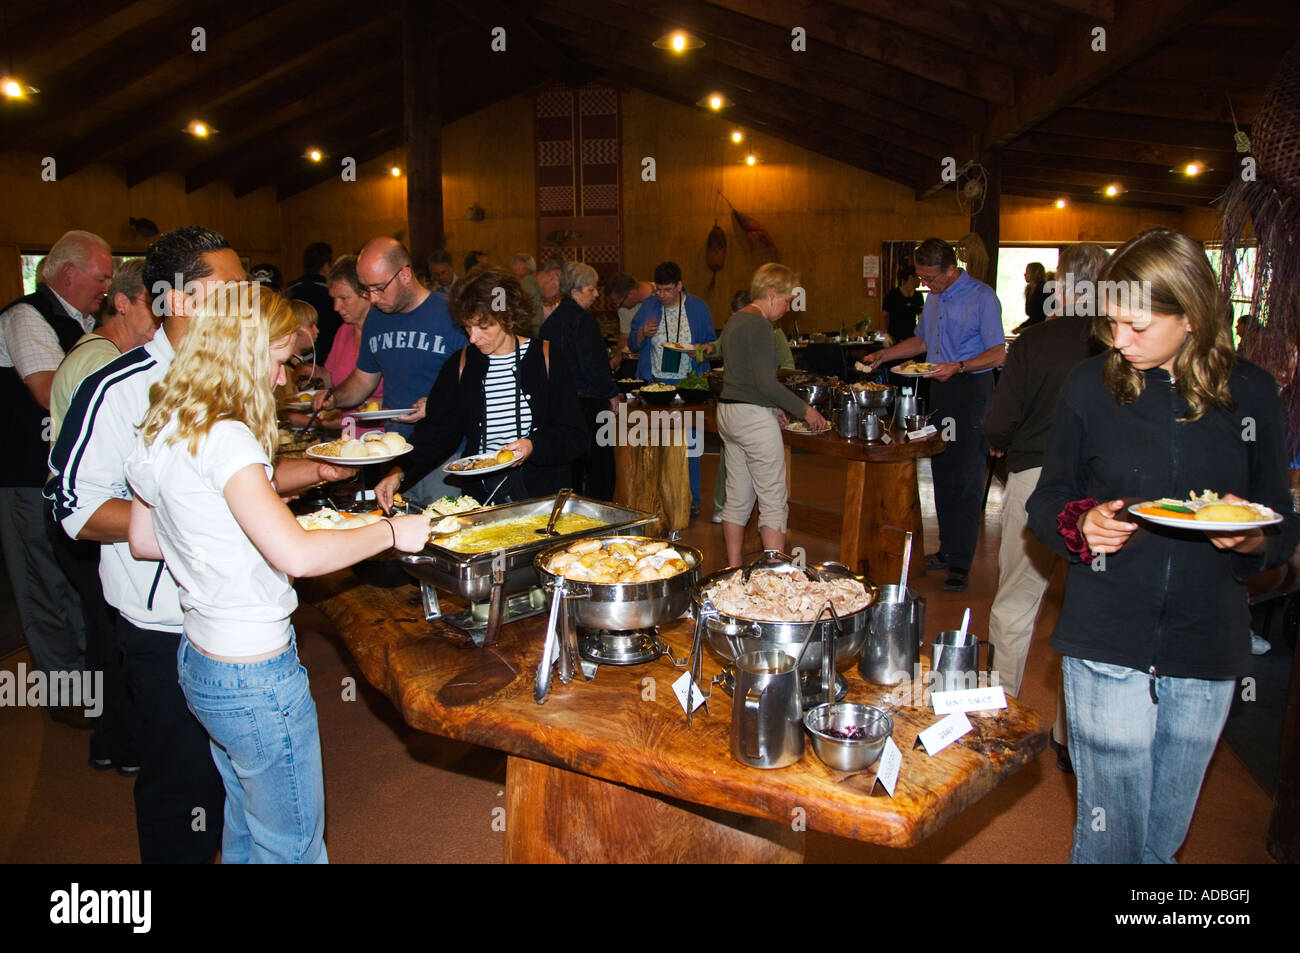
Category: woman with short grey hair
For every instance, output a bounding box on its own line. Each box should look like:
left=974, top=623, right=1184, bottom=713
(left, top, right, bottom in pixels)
left=540, top=261, right=617, bottom=498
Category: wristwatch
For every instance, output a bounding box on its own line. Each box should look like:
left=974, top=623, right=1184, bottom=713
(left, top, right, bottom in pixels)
left=959, top=361, right=967, bottom=373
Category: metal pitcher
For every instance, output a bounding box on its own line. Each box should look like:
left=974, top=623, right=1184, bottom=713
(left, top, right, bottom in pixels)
left=931, top=630, right=995, bottom=693
left=730, top=648, right=804, bottom=769
left=894, top=393, right=921, bottom=429
left=835, top=389, right=861, bottom=439
left=857, top=584, right=926, bottom=686
left=859, top=409, right=885, bottom=442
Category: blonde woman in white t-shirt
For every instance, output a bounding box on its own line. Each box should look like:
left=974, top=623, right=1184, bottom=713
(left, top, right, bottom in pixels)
left=124, top=288, right=431, bottom=864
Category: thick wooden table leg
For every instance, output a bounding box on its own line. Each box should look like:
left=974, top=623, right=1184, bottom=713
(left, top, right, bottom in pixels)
left=841, top=458, right=926, bottom=584
left=504, top=756, right=806, bottom=863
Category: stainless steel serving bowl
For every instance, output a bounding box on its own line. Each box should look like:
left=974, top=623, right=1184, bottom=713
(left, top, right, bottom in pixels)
left=804, top=703, right=893, bottom=771
left=793, top=383, right=832, bottom=409
left=535, top=536, right=702, bottom=631
left=692, top=558, right=874, bottom=676
left=851, top=384, right=895, bottom=410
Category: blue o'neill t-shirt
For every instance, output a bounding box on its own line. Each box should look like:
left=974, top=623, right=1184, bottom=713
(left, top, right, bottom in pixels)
left=356, top=292, right=468, bottom=436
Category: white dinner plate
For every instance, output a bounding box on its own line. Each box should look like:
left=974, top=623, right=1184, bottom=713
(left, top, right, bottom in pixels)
left=443, top=452, right=519, bottom=476
left=305, top=443, right=413, bottom=465
left=1128, top=502, right=1283, bottom=532
left=891, top=367, right=936, bottom=378
left=345, top=408, right=415, bottom=422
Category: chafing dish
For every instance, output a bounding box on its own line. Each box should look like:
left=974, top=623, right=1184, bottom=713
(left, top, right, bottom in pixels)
left=691, top=551, right=875, bottom=707
left=400, top=494, right=658, bottom=646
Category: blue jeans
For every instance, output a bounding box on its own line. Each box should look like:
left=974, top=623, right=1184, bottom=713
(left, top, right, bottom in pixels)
left=178, top=633, right=327, bottom=864
left=1062, top=656, right=1233, bottom=864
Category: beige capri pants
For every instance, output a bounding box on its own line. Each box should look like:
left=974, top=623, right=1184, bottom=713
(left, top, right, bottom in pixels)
left=716, top=402, right=788, bottom=533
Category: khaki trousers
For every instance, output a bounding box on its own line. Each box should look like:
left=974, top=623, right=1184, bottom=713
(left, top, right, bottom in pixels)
left=716, top=403, right=787, bottom=533
left=988, top=466, right=1067, bottom=742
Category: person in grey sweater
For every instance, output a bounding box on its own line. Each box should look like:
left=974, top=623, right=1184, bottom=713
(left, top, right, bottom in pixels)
left=715, top=264, right=826, bottom=565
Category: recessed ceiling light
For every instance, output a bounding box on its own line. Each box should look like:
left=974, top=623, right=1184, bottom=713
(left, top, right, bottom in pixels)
left=745, top=154, right=757, bottom=166
left=653, top=30, right=704, bottom=52
left=390, top=166, right=402, bottom=177
left=1055, top=198, right=1067, bottom=209
left=697, top=92, right=730, bottom=111
left=304, top=147, right=324, bottom=162
left=1104, top=184, right=1121, bottom=197
left=1, top=76, right=38, bottom=99
left=184, top=119, right=216, bottom=137
left=730, top=130, right=744, bottom=143
left=1184, top=162, right=1200, bottom=176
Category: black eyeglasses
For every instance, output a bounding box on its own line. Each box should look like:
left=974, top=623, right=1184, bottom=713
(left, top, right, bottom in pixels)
left=360, top=264, right=408, bottom=297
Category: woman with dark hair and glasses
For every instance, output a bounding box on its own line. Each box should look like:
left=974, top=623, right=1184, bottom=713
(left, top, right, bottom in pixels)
left=1027, top=228, right=1300, bottom=863
left=375, top=267, right=587, bottom=509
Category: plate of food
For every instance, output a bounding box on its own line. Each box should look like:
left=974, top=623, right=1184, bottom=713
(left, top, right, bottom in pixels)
left=306, top=431, right=413, bottom=464
left=296, top=508, right=385, bottom=530
left=443, top=449, right=520, bottom=476
left=1129, top=492, right=1283, bottom=532
left=892, top=361, right=938, bottom=377
left=662, top=342, right=698, bottom=352
left=280, top=389, right=322, bottom=411
left=782, top=419, right=832, bottom=434
left=346, top=407, right=415, bottom=422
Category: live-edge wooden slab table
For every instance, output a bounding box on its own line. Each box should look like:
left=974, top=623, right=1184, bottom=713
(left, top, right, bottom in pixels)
left=310, top=573, right=1046, bottom=863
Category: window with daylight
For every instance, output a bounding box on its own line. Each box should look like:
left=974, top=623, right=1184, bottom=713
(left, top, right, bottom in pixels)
left=1203, top=242, right=1258, bottom=329
left=21, top=253, right=140, bottom=295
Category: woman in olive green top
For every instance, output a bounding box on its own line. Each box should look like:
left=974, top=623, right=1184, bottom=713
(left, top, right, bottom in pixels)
left=705, top=289, right=795, bottom=522
left=715, top=264, right=826, bottom=565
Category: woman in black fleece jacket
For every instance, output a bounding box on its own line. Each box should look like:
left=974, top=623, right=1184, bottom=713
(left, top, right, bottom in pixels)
left=1026, top=229, right=1300, bottom=864
left=375, top=268, right=586, bottom=508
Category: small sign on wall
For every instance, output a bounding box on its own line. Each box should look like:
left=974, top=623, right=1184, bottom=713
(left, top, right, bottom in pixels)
left=862, top=255, right=880, bottom=278
left=864, top=277, right=878, bottom=297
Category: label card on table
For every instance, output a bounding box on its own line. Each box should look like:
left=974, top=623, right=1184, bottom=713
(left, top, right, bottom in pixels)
left=873, top=736, right=902, bottom=797
left=880, top=432, right=893, bottom=444
left=672, top=671, right=706, bottom=714
left=915, top=710, right=973, bottom=756
left=931, top=686, right=1007, bottom=715
left=906, top=424, right=938, bottom=442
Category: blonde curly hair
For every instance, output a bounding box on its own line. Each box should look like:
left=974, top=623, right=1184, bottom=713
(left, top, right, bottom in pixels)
left=141, top=286, right=299, bottom=459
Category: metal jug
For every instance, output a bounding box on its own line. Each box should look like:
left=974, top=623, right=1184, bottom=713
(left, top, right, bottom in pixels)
left=835, top=389, right=861, bottom=439
left=931, top=630, right=995, bottom=693
left=860, top=410, right=885, bottom=442
left=857, top=584, right=926, bottom=686
left=730, top=648, right=804, bottom=769
left=893, top=393, right=921, bottom=429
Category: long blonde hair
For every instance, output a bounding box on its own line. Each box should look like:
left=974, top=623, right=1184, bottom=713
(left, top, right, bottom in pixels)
left=1095, top=228, right=1235, bottom=421
left=142, top=286, right=298, bottom=459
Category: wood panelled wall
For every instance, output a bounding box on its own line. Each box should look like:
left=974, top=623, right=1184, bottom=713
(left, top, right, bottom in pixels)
left=280, top=98, right=538, bottom=275
left=0, top=153, right=280, bottom=305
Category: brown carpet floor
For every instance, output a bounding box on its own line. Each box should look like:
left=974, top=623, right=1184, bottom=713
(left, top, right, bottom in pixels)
left=0, top=454, right=1280, bottom=863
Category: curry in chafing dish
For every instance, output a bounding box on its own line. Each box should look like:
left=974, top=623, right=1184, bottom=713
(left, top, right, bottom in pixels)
left=436, top=514, right=608, bottom=553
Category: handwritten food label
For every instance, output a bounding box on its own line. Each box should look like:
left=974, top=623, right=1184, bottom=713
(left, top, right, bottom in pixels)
left=673, top=671, right=706, bottom=714
left=880, top=432, right=892, bottom=444
left=916, top=710, right=973, bottom=756
left=874, top=736, right=902, bottom=797
left=931, top=686, right=1008, bottom=715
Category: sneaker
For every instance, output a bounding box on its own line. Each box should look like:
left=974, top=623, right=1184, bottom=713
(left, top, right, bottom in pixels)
left=1249, top=631, right=1271, bottom=655
left=943, top=568, right=969, bottom=592
left=711, top=512, right=723, bottom=524
left=924, top=553, right=948, bottom=572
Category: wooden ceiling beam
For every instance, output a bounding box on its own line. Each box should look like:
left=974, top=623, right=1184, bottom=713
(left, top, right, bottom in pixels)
left=1009, top=131, right=1238, bottom=171
left=181, top=68, right=401, bottom=192
left=597, top=0, right=985, bottom=126
left=1, top=0, right=290, bottom=149
left=825, top=0, right=1057, bottom=74
left=1000, top=180, right=1197, bottom=213
left=270, top=127, right=405, bottom=201
left=52, top=0, right=382, bottom=179
left=701, top=0, right=1015, bottom=104
left=532, top=2, right=955, bottom=163
left=1004, top=149, right=1231, bottom=183
left=445, top=0, right=589, bottom=88
left=920, top=0, right=1235, bottom=197
left=1001, top=162, right=1225, bottom=201
left=1036, top=108, right=1240, bottom=151
left=10, top=0, right=180, bottom=84
left=1074, top=79, right=1261, bottom=124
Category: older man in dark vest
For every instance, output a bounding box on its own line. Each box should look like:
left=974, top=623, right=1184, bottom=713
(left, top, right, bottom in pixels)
left=0, top=230, right=113, bottom=707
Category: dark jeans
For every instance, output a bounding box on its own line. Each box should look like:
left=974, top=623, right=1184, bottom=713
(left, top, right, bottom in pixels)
left=929, top=371, right=994, bottom=572
left=576, top=396, right=615, bottom=500
left=45, top=509, right=137, bottom=764
left=117, top=617, right=224, bottom=863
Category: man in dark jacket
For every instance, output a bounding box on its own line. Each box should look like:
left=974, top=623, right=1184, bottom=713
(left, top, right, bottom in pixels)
left=289, top=242, right=340, bottom=358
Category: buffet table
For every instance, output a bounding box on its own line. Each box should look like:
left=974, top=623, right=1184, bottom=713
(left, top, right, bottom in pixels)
left=700, top=404, right=944, bottom=584
left=311, top=573, right=1046, bottom=863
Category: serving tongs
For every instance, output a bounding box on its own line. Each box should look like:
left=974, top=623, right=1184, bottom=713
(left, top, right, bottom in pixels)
left=739, top=549, right=824, bottom=584
left=534, top=574, right=588, bottom=704
left=535, top=488, right=573, bottom=535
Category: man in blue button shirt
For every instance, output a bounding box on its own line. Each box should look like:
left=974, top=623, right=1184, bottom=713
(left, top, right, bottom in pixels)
left=864, top=238, right=1005, bottom=590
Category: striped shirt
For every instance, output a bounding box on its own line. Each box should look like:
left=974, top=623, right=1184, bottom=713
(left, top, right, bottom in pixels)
left=481, top=339, right=533, bottom=452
